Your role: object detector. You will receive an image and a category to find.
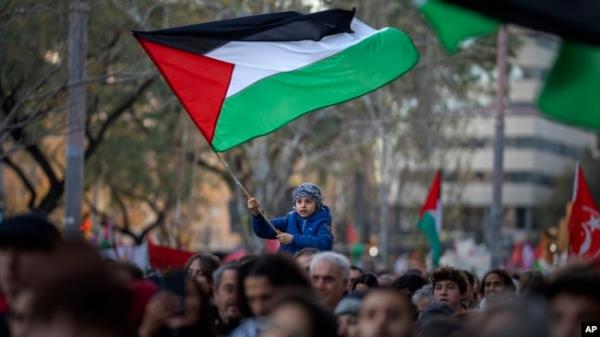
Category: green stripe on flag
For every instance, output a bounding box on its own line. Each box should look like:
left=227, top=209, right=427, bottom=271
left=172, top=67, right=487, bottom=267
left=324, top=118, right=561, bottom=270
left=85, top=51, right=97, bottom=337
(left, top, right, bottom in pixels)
left=211, top=28, right=419, bottom=152
left=538, top=41, right=600, bottom=130
left=419, top=0, right=499, bottom=53
left=417, top=212, right=441, bottom=267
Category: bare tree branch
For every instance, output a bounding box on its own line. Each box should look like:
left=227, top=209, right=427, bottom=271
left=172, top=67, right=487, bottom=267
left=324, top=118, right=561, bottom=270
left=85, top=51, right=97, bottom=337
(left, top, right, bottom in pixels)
left=85, top=76, right=155, bottom=160
left=0, top=68, right=65, bottom=154
left=2, top=156, right=37, bottom=208
left=190, top=153, right=233, bottom=186
left=0, top=0, right=13, bottom=16
left=111, top=189, right=131, bottom=231
left=84, top=187, right=170, bottom=244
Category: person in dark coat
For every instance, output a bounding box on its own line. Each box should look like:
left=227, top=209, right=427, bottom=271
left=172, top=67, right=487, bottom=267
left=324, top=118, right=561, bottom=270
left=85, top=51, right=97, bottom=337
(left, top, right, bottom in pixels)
left=0, top=214, right=61, bottom=337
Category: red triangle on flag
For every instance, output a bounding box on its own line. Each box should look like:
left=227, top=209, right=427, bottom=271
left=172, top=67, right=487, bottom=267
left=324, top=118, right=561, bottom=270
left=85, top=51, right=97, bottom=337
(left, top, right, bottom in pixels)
left=419, top=170, right=441, bottom=217
left=568, top=164, right=600, bottom=258
left=136, top=38, right=234, bottom=144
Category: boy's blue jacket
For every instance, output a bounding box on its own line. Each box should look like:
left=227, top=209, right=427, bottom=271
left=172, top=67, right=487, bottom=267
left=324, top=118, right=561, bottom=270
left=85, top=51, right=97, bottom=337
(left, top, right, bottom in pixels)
left=252, top=206, right=333, bottom=253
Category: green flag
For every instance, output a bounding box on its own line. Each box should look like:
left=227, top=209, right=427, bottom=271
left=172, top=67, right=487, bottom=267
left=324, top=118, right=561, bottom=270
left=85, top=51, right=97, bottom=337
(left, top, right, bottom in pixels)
left=538, top=42, right=600, bottom=130
left=418, top=0, right=499, bottom=53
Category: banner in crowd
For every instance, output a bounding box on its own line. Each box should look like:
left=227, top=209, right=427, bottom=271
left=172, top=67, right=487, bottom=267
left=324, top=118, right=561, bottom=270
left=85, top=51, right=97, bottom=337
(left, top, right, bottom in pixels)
left=100, top=241, right=195, bottom=271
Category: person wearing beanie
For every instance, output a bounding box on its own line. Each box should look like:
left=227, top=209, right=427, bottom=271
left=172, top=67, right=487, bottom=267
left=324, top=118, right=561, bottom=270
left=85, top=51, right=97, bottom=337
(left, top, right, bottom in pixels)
left=335, top=294, right=363, bottom=337
left=247, top=182, right=333, bottom=254
left=418, top=302, right=455, bottom=324
left=0, top=213, right=61, bottom=301
left=0, top=214, right=61, bottom=337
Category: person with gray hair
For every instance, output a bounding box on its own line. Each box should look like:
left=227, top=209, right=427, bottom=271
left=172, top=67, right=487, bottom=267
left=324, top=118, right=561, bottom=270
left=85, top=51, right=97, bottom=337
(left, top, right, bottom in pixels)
left=212, top=263, right=238, bottom=290
left=294, top=247, right=320, bottom=276
left=211, top=263, right=242, bottom=336
left=335, top=294, right=363, bottom=337
left=412, top=284, right=433, bottom=313
left=309, top=251, right=350, bottom=311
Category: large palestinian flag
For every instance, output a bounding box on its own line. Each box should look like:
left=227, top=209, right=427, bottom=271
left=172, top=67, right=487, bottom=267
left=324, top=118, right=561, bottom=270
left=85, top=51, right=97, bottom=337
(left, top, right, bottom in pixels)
left=134, top=9, right=419, bottom=151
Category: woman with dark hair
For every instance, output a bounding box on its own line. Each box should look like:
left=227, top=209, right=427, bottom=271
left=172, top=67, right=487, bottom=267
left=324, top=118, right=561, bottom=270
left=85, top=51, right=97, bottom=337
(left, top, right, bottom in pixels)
left=358, top=288, right=415, bottom=337
left=263, top=289, right=337, bottom=337
left=184, top=252, right=221, bottom=295
left=479, top=269, right=516, bottom=309
left=518, top=271, right=545, bottom=296
left=232, top=254, right=313, bottom=337
left=25, top=242, right=131, bottom=337
left=138, top=276, right=218, bottom=337
left=236, top=254, right=312, bottom=317
left=465, top=298, right=549, bottom=337
left=352, top=272, right=379, bottom=292
left=462, top=270, right=480, bottom=309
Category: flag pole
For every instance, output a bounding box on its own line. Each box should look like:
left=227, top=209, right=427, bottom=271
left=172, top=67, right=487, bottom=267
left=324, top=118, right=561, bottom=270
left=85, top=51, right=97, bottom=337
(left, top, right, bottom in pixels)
left=571, top=161, right=580, bottom=202
left=214, top=152, right=281, bottom=234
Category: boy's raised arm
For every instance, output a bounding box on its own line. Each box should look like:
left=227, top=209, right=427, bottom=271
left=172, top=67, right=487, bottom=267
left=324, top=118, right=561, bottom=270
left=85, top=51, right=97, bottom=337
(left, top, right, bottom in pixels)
left=247, top=197, right=261, bottom=216
left=251, top=213, right=288, bottom=239
left=248, top=197, right=287, bottom=238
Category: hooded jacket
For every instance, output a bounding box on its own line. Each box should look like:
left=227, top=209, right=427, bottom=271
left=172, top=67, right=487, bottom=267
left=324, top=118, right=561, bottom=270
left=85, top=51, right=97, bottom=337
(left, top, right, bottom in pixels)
left=251, top=206, right=333, bottom=253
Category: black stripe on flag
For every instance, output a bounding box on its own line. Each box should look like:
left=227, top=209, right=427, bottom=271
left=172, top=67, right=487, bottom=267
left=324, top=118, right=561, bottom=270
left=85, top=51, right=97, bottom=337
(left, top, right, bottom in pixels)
left=133, top=8, right=355, bottom=55
left=445, top=0, right=600, bottom=45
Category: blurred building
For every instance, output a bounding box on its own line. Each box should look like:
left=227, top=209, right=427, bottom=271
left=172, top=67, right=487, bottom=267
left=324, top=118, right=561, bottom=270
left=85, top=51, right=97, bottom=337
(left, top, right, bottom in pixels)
left=389, top=29, right=597, bottom=252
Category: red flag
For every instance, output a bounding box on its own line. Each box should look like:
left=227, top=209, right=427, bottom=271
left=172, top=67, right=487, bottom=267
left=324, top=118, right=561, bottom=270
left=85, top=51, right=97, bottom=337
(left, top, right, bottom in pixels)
left=568, top=164, right=600, bottom=258
left=418, top=170, right=442, bottom=226
left=346, top=222, right=358, bottom=244
left=264, top=239, right=280, bottom=253
left=223, top=247, right=247, bottom=263
left=80, top=217, right=93, bottom=233
left=147, top=241, right=194, bottom=270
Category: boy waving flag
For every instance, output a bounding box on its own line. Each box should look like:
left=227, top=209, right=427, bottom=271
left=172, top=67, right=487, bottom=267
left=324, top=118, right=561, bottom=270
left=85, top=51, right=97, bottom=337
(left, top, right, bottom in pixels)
left=134, top=9, right=419, bottom=151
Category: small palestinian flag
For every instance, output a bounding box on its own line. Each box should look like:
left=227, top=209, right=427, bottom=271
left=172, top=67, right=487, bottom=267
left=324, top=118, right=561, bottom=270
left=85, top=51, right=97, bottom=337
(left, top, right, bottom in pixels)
left=417, top=170, right=442, bottom=267
left=134, top=9, right=419, bottom=151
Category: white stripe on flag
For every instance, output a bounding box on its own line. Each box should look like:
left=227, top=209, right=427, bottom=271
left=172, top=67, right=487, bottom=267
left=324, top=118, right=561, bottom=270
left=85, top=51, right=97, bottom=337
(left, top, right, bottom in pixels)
left=205, top=19, right=378, bottom=97
left=572, top=161, right=580, bottom=202
left=435, top=199, right=442, bottom=233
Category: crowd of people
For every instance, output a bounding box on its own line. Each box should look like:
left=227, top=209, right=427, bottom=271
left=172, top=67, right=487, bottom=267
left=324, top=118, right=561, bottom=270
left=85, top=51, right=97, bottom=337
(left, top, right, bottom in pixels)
left=0, top=213, right=599, bottom=337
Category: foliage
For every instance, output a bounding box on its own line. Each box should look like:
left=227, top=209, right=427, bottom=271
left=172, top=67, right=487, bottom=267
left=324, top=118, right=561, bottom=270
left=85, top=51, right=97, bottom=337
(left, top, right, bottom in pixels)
left=2, top=0, right=502, bottom=249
